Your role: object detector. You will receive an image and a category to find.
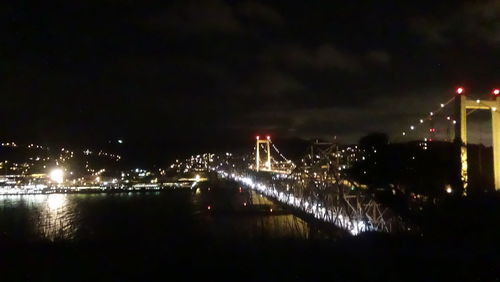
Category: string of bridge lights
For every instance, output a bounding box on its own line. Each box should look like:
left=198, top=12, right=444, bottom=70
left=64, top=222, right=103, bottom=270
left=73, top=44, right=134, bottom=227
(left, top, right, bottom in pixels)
left=397, top=87, right=499, bottom=141
left=272, top=143, right=291, bottom=162
left=398, top=96, right=455, bottom=139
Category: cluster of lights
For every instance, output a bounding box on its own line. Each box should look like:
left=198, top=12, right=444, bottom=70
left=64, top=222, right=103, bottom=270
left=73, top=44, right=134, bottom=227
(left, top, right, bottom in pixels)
left=97, top=151, right=121, bottom=161
left=1, top=142, right=18, bottom=147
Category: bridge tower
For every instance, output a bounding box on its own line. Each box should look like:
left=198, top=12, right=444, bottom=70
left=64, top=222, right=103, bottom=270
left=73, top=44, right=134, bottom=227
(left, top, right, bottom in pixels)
left=255, top=136, right=271, bottom=172
left=455, top=88, right=500, bottom=194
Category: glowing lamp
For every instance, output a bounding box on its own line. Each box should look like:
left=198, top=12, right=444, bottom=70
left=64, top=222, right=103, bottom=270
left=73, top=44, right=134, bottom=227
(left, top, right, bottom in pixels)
left=266, top=135, right=271, bottom=140
left=256, top=136, right=260, bottom=140
left=493, top=89, right=500, bottom=96
left=49, top=168, right=64, bottom=184
left=456, top=87, right=464, bottom=94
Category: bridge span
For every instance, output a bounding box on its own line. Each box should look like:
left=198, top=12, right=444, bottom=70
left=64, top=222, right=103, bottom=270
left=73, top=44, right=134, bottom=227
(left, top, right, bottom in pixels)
left=212, top=138, right=406, bottom=235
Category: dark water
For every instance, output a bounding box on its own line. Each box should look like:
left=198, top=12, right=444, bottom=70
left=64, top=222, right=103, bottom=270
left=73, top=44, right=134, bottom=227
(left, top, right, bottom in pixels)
left=0, top=182, right=496, bottom=281
left=0, top=181, right=335, bottom=243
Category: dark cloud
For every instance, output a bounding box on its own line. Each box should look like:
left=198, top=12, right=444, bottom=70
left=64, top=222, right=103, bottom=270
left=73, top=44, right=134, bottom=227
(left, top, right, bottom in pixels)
left=412, top=0, right=500, bottom=45
left=366, top=50, right=391, bottom=64
left=146, top=0, right=242, bottom=34
left=262, top=44, right=362, bottom=72
left=237, top=69, right=304, bottom=98
left=237, top=1, right=285, bottom=26
left=1, top=0, right=498, bottom=152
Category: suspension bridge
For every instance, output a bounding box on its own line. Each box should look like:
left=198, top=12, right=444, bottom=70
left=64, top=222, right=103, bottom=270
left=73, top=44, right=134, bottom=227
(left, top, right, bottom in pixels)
left=208, top=87, right=500, bottom=235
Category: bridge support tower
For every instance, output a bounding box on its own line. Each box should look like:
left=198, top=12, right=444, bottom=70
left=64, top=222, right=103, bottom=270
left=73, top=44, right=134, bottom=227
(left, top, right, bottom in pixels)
left=255, top=136, right=271, bottom=172
left=455, top=88, right=500, bottom=194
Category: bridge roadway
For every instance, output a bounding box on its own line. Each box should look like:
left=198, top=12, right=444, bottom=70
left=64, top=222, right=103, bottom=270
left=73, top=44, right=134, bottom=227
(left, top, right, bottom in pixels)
left=216, top=169, right=406, bottom=235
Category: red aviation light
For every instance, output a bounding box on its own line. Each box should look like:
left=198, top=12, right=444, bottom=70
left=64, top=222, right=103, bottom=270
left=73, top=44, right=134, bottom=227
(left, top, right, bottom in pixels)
left=493, top=89, right=500, bottom=96
left=456, top=87, right=464, bottom=95
left=266, top=135, right=271, bottom=140
left=256, top=136, right=260, bottom=140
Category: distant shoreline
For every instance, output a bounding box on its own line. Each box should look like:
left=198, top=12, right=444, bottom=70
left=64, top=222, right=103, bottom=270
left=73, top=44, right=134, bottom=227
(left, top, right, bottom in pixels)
left=0, top=182, right=198, bottom=196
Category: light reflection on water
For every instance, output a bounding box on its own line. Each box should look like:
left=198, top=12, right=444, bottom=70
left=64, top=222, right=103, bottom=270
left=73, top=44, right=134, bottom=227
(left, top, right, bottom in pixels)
left=0, top=187, right=336, bottom=242
left=0, top=194, right=77, bottom=240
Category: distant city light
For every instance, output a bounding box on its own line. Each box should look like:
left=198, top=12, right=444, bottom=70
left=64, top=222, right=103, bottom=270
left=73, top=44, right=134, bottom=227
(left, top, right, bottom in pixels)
left=118, top=139, right=123, bottom=144
left=256, top=136, right=260, bottom=140
left=493, top=89, right=500, bottom=96
left=456, top=87, right=464, bottom=94
left=266, top=135, right=271, bottom=140
left=49, top=168, right=64, bottom=184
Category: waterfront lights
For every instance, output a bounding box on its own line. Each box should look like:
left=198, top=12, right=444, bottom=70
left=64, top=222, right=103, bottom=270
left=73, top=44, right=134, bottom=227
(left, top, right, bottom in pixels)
left=49, top=168, right=64, bottom=184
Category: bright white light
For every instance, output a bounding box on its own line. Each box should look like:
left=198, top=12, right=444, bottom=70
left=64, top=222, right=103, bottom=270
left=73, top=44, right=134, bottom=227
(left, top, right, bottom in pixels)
left=118, top=139, right=123, bottom=144
left=195, top=174, right=200, bottom=182
left=420, top=119, right=424, bottom=123
left=49, top=168, right=64, bottom=184
left=446, top=187, right=452, bottom=194
left=410, top=126, right=415, bottom=130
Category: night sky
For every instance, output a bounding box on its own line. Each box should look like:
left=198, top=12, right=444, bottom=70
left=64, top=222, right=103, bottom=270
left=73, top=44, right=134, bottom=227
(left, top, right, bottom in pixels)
left=2, top=1, right=499, bottom=156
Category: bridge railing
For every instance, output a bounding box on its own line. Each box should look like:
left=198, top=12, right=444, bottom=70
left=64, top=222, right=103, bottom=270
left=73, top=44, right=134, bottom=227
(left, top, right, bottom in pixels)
left=218, top=168, right=407, bottom=235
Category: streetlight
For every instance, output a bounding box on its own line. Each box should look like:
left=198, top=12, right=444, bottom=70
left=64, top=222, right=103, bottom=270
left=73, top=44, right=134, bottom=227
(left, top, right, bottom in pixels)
left=49, top=168, right=64, bottom=184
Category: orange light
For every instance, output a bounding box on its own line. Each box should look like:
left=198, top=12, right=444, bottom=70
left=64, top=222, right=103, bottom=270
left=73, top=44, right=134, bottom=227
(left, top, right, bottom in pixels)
left=493, top=89, right=500, bottom=96
left=456, top=87, right=464, bottom=94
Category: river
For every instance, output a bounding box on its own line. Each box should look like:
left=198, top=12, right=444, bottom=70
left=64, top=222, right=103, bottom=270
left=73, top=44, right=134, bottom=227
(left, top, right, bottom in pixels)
left=0, top=180, right=339, bottom=243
